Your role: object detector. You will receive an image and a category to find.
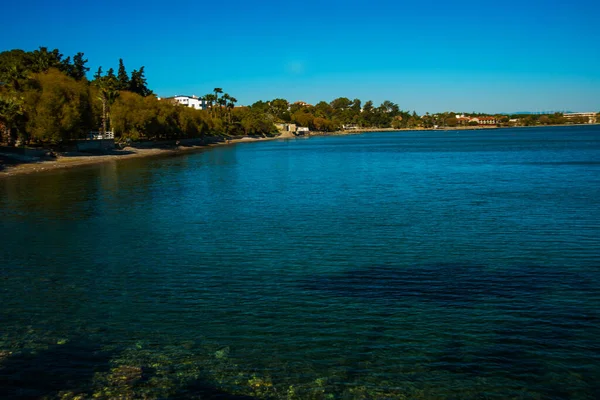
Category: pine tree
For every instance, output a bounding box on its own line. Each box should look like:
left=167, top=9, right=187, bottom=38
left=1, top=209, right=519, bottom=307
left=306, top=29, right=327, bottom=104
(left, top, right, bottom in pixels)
left=117, top=59, right=129, bottom=90
left=71, top=52, right=89, bottom=80
left=93, top=66, right=103, bottom=81
left=129, top=66, right=152, bottom=97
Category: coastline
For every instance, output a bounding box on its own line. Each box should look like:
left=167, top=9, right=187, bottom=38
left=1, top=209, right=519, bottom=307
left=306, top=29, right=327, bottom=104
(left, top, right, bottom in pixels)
left=0, top=136, right=282, bottom=179
left=1, top=124, right=595, bottom=178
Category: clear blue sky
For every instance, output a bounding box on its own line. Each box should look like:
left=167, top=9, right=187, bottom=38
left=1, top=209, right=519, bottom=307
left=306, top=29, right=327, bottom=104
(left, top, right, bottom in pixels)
left=2, top=0, right=599, bottom=113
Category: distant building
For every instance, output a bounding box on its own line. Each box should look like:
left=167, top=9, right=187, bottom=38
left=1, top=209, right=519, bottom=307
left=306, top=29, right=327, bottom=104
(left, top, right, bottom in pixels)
left=296, top=127, right=310, bottom=135
left=294, top=101, right=312, bottom=108
left=477, top=116, right=497, bottom=125
left=563, top=112, right=597, bottom=124
left=275, top=123, right=297, bottom=133
left=456, top=116, right=471, bottom=125
left=168, top=95, right=208, bottom=110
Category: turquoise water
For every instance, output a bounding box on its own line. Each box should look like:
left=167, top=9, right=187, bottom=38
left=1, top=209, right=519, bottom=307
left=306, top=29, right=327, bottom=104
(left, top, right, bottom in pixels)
left=1, top=126, right=600, bottom=399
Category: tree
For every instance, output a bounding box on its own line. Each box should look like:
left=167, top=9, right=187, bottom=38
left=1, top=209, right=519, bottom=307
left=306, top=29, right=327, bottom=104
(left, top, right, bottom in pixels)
left=313, top=101, right=333, bottom=118
left=213, top=87, right=223, bottom=115
left=269, top=98, right=290, bottom=121
left=446, top=116, right=458, bottom=127
left=93, top=66, right=103, bottom=81
left=313, top=117, right=337, bottom=132
left=30, top=47, right=63, bottom=73
left=117, top=59, right=129, bottom=90
left=1, top=63, right=28, bottom=91
left=0, top=94, right=26, bottom=145
left=93, top=73, right=120, bottom=133
left=129, top=66, right=152, bottom=97
left=291, top=110, right=314, bottom=128
left=330, top=97, right=352, bottom=111
left=24, top=68, right=94, bottom=143
left=222, top=93, right=237, bottom=126
left=204, top=94, right=217, bottom=117
left=240, top=109, right=276, bottom=136
left=70, top=52, right=89, bottom=80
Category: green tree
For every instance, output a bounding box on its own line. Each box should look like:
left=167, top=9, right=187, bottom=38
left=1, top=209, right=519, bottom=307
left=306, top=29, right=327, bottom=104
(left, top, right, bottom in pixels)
left=129, top=66, right=152, bottom=97
left=539, top=115, right=550, bottom=125
left=117, top=59, right=129, bottom=90
left=240, top=109, right=276, bottom=136
left=222, top=93, right=237, bottom=126
left=0, top=50, right=31, bottom=91
left=446, top=116, right=458, bottom=127
left=24, top=68, right=94, bottom=143
left=204, top=94, right=217, bottom=116
left=0, top=94, right=26, bottom=145
left=269, top=98, right=290, bottom=121
left=291, top=110, right=314, bottom=128
left=30, top=47, right=63, bottom=73
left=313, top=101, right=333, bottom=118
left=70, top=52, right=89, bottom=80
left=93, top=66, right=103, bottom=81
left=213, top=87, right=223, bottom=115
left=93, top=74, right=120, bottom=133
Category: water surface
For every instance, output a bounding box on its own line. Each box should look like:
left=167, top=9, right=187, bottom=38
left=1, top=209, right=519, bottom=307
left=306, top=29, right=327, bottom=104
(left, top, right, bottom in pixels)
left=1, top=126, right=600, bottom=399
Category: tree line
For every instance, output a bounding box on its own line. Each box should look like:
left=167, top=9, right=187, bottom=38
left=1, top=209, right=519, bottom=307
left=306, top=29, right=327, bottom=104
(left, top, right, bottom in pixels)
left=1, top=47, right=598, bottom=147
left=0, top=47, right=279, bottom=146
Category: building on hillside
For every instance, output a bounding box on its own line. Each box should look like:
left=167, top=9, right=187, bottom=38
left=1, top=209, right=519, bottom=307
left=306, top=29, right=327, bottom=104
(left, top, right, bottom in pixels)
left=294, top=101, right=312, bottom=107
left=167, top=95, right=208, bottom=110
left=296, top=127, right=310, bottom=135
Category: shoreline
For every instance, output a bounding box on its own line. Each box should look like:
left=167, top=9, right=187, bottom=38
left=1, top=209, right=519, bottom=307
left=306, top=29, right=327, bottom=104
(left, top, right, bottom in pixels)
left=1, top=124, right=595, bottom=178
left=0, top=136, right=281, bottom=179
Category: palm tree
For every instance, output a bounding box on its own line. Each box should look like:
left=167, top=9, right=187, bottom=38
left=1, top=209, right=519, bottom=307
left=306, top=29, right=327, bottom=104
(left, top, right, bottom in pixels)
left=95, top=77, right=120, bottom=133
left=204, top=94, right=217, bottom=117
left=224, top=94, right=237, bottom=125
left=213, top=88, right=223, bottom=115
left=0, top=95, right=25, bottom=145
left=4, top=64, right=28, bottom=91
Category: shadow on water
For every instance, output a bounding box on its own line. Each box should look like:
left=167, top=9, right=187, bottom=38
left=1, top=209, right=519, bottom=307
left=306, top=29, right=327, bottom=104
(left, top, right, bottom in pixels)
left=60, top=149, right=135, bottom=157
left=0, top=337, right=115, bottom=399
left=299, top=262, right=600, bottom=397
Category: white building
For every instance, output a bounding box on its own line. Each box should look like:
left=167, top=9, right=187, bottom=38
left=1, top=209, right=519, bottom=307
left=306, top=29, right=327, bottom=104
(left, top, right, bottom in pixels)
left=171, top=95, right=208, bottom=110
left=563, top=112, right=597, bottom=124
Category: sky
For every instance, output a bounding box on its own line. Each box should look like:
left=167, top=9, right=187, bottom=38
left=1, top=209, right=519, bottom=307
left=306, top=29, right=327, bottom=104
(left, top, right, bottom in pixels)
left=1, top=0, right=599, bottom=113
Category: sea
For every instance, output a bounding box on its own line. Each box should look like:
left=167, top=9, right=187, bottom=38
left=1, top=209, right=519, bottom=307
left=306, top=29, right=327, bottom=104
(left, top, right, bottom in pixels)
left=1, top=125, right=599, bottom=399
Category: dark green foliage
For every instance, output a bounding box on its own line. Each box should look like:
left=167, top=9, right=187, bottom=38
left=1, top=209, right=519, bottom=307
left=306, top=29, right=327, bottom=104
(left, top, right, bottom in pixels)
left=93, top=66, right=103, bottom=81
left=117, top=59, right=129, bottom=90
left=129, top=67, right=152, bottom=97
left=71, top=52, right=90, bottom=80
